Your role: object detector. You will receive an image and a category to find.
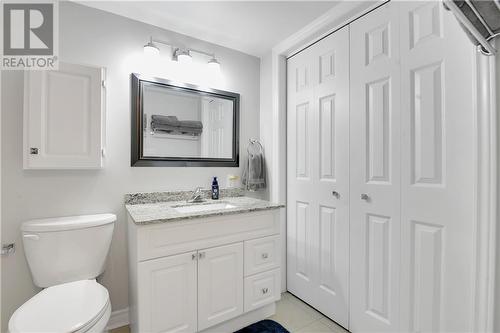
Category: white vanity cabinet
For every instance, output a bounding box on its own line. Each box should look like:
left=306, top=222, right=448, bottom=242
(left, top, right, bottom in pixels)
left=128, top=209, right=281, bottom=333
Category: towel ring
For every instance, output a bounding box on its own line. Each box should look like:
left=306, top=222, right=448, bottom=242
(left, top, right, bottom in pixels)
left=247, top=139, right=263, bottom=155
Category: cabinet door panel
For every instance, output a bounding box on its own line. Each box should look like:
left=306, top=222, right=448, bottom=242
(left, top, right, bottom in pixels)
left=198, top=243, right=244, bottom=331
left=138, top=252, right=197, bottom=333
left=24, top=62, right=103, bottom=169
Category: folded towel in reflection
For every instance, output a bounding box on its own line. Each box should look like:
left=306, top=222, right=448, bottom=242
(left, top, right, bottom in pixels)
left=151, top=115, right=179, bottom=126
left=242, top=150, right=266, bottom=191
left=151, top=122, right=179, bottom=133
left=178, top=126, right=203, bottom=135
left=152, top=123, right=202, bottom=136
left=179, top=120, right=203, bottom=129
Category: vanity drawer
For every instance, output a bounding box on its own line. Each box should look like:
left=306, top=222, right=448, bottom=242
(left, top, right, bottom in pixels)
left=244, top=268, right=280, bottom=312
left=244, top=235, right=280, bottom=276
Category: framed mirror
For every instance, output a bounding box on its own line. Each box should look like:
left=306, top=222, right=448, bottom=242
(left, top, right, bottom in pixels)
left=131, top=73, right=240, bottom=167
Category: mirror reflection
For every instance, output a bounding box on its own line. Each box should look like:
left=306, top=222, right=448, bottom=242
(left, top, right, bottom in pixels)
left=143, top=85, right=234, bottom=159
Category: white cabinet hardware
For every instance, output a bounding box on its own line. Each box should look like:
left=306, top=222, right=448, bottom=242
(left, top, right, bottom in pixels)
left=1, top=243, right=15, bottom=255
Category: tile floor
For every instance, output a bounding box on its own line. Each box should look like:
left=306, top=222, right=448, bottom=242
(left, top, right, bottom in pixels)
left=110, top=292, right=349, bottom=333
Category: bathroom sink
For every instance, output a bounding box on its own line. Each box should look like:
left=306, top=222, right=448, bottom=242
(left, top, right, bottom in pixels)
left=173, top=202, right=237, bottom=214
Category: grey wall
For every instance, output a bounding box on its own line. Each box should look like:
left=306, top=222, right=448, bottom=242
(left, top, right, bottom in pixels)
left=1, top=2, right=261, bottom=329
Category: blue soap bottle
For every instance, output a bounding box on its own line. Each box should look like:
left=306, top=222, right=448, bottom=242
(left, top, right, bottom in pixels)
left=211, top=177, right=219, bottom=200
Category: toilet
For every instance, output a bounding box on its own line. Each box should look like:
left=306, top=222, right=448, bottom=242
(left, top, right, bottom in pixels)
left=8, top=214, right=116, bottom=333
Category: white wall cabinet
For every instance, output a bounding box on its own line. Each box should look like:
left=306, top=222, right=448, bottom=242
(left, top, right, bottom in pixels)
left=24, top=62, right=105, bottom=169
left=128, top=210, right=281, bottom=333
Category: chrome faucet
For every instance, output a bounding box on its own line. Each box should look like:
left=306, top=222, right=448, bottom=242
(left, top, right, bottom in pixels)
left=187, top=187, right=204, bottom=203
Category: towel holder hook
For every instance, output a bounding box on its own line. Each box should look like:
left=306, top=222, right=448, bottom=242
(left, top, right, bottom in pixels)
left=248, top=138, right=263, bottom=154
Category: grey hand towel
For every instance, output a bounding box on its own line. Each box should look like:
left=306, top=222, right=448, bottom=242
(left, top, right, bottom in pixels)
left=242, top=151, right=266, bottom=191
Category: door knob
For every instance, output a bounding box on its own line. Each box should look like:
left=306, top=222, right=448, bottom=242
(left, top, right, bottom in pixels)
left=361, top=193, right=370, bottom=201
left=332, top=191, right=340, bottom=199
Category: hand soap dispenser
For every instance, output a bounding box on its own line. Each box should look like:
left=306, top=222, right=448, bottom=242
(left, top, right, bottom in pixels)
left=211, top=177, right=219, bottom=200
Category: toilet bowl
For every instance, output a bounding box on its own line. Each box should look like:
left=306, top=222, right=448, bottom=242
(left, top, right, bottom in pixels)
left=8, top=214, right=116, bottom=333
left=9, top=280, right=111, bottom=333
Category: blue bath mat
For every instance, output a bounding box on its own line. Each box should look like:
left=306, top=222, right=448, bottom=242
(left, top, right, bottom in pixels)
left=234, top=320, right=290, bottom=333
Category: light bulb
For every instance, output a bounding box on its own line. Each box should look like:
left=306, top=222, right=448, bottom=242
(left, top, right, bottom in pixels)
left=177, top=51, right=193, bottom=64
left=207, top=58, right=221, bottom=72
left=143, top=41, right=159, bottom=56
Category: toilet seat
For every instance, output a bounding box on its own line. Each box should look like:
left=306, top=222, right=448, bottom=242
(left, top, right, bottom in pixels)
left=9, top=280, right=110, bottom=333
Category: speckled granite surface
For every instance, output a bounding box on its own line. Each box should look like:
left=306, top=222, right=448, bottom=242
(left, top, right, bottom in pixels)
left=125, top=187, right=245, bottom=205
left=125, top=190, right=284, bottom=225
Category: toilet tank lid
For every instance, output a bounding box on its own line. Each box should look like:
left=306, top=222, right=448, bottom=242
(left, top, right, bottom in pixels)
left=22, top=214, right=116, bottom=232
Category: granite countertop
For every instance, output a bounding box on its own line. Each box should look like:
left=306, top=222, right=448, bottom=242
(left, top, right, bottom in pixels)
left=125, top=189, right=284, bottom=225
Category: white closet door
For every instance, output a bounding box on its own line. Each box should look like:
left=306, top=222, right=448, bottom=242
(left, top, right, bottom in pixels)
left=349, top=3, right=401, bottom=332
left=287, top=26, right=350, bottom=328
left=398, top=2, right=475, bottom=332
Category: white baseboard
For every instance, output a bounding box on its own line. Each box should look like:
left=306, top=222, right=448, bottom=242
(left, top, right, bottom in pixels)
left=107, top=307, right=129, bottom=330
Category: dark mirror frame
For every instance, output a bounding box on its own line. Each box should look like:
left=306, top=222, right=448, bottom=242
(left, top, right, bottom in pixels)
left=131, top=73, right=240, bottom=167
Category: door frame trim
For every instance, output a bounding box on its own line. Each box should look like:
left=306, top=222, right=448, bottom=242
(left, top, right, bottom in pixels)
left=269, top=2, right=497, bottom=331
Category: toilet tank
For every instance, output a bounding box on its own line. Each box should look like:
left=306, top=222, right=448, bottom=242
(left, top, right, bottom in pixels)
left=21, top=214, right=116, bottom=288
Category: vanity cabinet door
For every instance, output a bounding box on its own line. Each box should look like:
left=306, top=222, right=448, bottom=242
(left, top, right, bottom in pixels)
left=138, top=251, right=198, bottom=333
left=197, top=243, right=244, bottom=330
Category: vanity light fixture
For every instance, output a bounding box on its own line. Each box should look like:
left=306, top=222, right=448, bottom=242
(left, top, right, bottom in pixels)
left=143, top=36, right=221, bottom=72
left=143, top=37, right=160, bottom=56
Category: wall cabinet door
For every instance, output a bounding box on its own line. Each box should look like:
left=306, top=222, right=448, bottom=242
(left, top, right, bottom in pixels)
left=138, top=252, right=198, bottom=333
left=24, top=62, right=104, bottom=169
left=197, top=243, right=244, bottom=331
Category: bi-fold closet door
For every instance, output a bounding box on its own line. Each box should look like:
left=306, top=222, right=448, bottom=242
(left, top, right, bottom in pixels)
left=287, top=26, right=350, bottom=328
left=350, top=2, right=475, bottom=332
left=288, top=1, right=476, bottom=332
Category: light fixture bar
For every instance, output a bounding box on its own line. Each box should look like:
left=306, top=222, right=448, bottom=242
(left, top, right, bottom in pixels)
left=143, top=36, right=221, bottom=70
left=148, top=37, right=217, bottom=59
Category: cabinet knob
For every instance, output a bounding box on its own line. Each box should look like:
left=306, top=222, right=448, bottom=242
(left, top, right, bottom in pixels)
left=30, top=148, right=39, bottom=155
left=261, top=253, right=269, bottom=259
left=361, top=193, right=370, bottom=201
left=198, top=252, right=206, bottom=259
left=262, top=288, right=269, bottom=294
left=192, top=253, right=197, bottom=260
left=332, top=191, right=340, bottom=199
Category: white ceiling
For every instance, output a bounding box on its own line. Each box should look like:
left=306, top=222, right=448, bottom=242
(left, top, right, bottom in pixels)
left=77, top=1, right=338, bottom=57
